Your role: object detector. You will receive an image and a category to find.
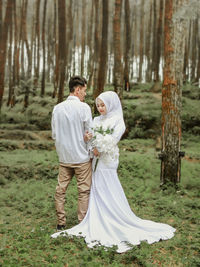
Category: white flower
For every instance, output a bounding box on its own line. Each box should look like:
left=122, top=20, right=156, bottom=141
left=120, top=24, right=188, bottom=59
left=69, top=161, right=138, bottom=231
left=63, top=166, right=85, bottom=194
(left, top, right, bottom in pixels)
left=91, top=126, right=119, bottom=168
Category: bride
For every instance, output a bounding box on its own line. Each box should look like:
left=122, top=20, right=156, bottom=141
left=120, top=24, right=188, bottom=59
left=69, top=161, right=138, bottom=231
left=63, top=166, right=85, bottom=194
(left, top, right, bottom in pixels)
left=51, top=91, right=176, bottom=253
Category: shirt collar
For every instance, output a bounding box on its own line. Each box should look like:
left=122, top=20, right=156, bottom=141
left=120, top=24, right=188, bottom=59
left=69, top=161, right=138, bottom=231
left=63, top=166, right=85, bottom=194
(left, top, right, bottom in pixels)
left=67, top=95, right=80, bottom=101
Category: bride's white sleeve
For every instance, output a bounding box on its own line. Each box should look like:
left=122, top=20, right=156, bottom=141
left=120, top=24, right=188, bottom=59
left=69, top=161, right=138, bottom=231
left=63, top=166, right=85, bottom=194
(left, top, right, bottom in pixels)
left=112, top=118, right=126, bottom=143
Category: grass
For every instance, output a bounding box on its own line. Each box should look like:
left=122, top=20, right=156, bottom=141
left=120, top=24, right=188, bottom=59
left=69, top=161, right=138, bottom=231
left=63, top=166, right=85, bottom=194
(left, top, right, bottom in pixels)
left=0, top=83, right=199, bottom=266
left=0, top=137, right=199, bottom=266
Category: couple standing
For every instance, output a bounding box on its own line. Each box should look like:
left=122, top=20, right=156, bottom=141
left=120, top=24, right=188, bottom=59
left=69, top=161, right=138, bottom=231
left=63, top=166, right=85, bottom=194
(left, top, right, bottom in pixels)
left=51, top=76, right=175, bottom=253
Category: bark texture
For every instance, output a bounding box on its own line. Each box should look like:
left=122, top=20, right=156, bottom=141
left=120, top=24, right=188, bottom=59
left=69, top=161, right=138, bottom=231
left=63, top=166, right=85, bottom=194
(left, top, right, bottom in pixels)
left=0, top=0, right=13, bottom=109
left=113, top=0, right=123, bottom=99
left=161, top=0, right=187, bottom=185
left=57, top=0, right=66, bottom=103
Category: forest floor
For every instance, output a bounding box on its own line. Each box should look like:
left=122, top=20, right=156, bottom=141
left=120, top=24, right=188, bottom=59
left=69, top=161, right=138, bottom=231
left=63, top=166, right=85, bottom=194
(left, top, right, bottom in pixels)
left=0, top=83, right=200, bottom=266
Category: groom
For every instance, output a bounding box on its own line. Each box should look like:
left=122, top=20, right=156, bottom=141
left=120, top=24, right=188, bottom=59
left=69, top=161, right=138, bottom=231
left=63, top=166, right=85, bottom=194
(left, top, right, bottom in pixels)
left=51, top=76, right=93, bottom=230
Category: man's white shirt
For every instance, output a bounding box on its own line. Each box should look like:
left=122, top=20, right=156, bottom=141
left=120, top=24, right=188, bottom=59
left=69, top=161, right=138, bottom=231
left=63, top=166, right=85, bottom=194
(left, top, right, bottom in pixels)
left=51, top=96, right=92, bottom=164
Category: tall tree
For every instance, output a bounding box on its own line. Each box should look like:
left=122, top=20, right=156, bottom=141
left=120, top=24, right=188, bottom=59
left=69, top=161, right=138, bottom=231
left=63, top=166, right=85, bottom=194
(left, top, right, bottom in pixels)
left=196, top=19, right=200, bottom=82
left=183, top=21, right=191, bottom=82
left=23, top=0, right=32, bottom=80
left=41, top=0, right=47, bottom=96
left=124, top=0, right=131, bottom=91
left=92, top=0, right=101, bottom=96
left=160, top=0, right=187, bottom=185
left=33, top=0, right=41, bottom=91
left=87, top=1, right=94, bottom=89
left=113, top=0, right=123, bottom=99
left=0, top=0, right=13, bottom=109
left=95, top=0, right=109, bottom=98
left=138, top=0, right=144, bottom=82
left=57, top=0, right=66, bottom=103
left=151, top=0, right=158, bottom=81
left=7, top=4, right=13, bottom=107
left=13, top=0, right=20, bottom=88
left=190, top=18, right=198, bottom=82
left=81, top=0, right=86, bottom=77
left=0, top=0, right=2, bottom=40
left=52, top=0, right=59, bottom=98
left=145, top=0, right=153, bottom=82
left=155, top=0, right=164, bottom=81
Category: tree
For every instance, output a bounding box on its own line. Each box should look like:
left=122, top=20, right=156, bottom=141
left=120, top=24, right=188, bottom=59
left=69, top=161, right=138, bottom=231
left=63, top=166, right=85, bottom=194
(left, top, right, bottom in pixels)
left=57, top=0, right=66, bottom=103
left=145, top=0, right=153, bottom=82
left=0, top=0, right=13, bottom=109
left=92, top=0, right=101, bottom=97
left=151, top=0, right=157, bottom=81
left=33, top=0, right=41, bottom=92
left=113, top=0, right=123, bottom=99
left=138, top=0, right=144, bottom=82
left=95, top=0, right=109, bottom=97
left=81, top=0, right=86, bottom=77
left=7, top=3, right=13, bottom=107
left=155, top=0, right=164, bottom=82
left=124, top=0, right=131, bottom=91
left=23, top=0, right=32, bottom=80
left=190, top=18, right=198, bottom=82
left=86, top=1, right=94, bottom=89
left=41, top=0, right=47, bottom=97
left=160, top=0, right=187, bottom=185
left=52, top=0, right=59, bottom=98
left=0, top=0, right=2, bottom=40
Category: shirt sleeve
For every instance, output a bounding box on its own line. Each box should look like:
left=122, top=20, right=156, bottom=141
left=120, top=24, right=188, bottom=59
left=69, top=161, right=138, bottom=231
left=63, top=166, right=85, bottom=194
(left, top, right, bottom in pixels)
left=82, top=104, right=93, bottom=132
left=112, top=117, right=126, bottom=143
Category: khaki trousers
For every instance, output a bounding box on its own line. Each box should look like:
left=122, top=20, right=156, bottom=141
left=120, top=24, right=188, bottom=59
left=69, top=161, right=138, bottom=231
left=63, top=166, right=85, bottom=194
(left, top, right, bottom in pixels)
left=55, top=160, right=92, bottom=226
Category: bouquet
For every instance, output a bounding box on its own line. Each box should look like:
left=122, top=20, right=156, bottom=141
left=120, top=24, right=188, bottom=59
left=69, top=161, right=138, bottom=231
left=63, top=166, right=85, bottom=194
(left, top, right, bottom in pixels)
left=91, top=125, right=119, bottom=171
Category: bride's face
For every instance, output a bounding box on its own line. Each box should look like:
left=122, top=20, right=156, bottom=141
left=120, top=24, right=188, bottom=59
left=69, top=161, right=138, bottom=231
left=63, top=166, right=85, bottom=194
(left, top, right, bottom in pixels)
left=96, top=98, right=107, bottom=115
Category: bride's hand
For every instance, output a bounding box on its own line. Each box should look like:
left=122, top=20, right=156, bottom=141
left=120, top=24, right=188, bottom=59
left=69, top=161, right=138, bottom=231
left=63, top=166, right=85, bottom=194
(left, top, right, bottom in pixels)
left=93, top=147, right=100, bottom=157
left=84, top=131, right=93, bottom=142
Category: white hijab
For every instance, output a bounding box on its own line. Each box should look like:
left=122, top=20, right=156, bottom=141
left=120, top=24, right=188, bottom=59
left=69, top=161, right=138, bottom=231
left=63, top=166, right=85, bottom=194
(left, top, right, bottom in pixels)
left=96, top=91, right=124, bottom=119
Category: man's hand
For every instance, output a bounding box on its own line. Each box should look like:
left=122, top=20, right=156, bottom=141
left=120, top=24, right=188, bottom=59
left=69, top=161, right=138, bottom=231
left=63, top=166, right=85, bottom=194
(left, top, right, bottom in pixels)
left=93, top=147, right=100, bottom=157
left=84, top=131, right=93, bottom=142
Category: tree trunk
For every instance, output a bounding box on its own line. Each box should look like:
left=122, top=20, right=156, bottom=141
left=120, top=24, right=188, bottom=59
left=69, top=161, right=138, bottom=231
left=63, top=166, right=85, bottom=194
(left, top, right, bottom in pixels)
left=0, top=0, right=13, bottom=109
left=66, top=0, right=73, bottom=80
left=95, top=0, right=109, bottom=98
left=41, top=0, right=47, bottom=97
left=151, top=0, right=157, bottom=81
left=33, top=0, right=41, bottom=91
left=92, top=0, right=101, bottom=95
left=196, top=19, right=200, bottom=83
left=52, top=0, right=58, bottom=98
left=57, top=0, right=66, bottom=103
left=87, top=1, right=94, bottom=89
left=0, top=0, right=2, bottom=40
left=183, top=21, right=190, bottom=82
left=138, top=0, right=144, bottom=82
left=23, top=0, right=32, bottom=80
left=113, top=0, right=123, bottom=99
left=11, top=0, right=18, bottom=106
left=160, top=0, right=187, bottom=186
left=81, top=0, right=86, bottom=77
left=145, top=0, right=153, bottom=82
left=191, top=18, right=198, bottom=82
left=7, top=9, right=13, bottom=107
left=124, top=0, right=131, bottom=91
left=155, top=0, right=164, bottom=82
left=19, top=0, right=25, bottom=80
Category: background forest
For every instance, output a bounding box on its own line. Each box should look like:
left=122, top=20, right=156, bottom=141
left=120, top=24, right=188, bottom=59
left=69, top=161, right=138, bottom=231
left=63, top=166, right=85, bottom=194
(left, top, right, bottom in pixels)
left=0, top=0, right=200, bottom=266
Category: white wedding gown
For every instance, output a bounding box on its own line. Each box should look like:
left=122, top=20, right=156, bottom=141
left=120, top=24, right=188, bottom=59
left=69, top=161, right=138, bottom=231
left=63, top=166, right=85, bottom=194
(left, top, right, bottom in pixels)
left=51, top=115, right=176, bottom=253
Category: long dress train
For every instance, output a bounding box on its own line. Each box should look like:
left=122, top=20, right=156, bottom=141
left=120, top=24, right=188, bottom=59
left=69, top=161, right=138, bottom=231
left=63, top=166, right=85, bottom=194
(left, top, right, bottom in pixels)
left=51, top=158, right=176, bottom=253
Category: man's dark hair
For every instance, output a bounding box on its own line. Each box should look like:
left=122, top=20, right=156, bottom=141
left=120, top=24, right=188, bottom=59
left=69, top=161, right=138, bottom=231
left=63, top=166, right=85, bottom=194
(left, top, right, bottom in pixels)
left=69, top=76, right=87, bottom=93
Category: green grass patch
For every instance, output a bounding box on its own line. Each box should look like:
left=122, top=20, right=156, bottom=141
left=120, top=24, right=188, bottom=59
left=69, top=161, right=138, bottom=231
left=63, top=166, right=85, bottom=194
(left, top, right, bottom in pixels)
left=0, top=138, right=199, bottom=266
